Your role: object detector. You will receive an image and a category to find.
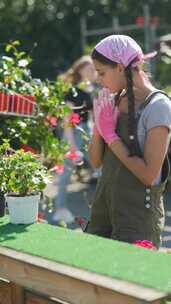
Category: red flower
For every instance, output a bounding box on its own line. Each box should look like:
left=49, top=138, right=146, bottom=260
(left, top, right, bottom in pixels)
left=38, top=211, right=44, bottom=220
left=45, top=114, right=58, bottom=127
left=51, top=163, right=64, bottom=174
left=75, top=216, right=87, bottom=229
left=49, top=116, right=58, bottom=127
left=133, top=240, right=156, bottom=250
left=38, top=212, right=47, bottom=223
left=21, top=144, right=38, bottom=154
left=65, top=150, right=84, bottom=165
left=77, top=217, right=86, bottom=226
left=69, top=112, right=80, bottom=125
left=65, top=150, right=78, bottom=161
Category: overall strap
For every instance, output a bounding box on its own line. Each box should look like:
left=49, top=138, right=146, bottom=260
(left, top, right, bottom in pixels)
left=139, top=90, right=170, bottom=188
left=138, top=90, right=170, bottom=113
left=132, top=91, right=166, bottom=156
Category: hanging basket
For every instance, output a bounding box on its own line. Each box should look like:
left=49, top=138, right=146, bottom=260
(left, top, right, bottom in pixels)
left=0, top=92, right=39, bottom=117
left=6, top=193, right=40, bottom=224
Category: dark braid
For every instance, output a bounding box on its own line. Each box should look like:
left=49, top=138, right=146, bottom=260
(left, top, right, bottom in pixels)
left=115, top=90, right=122, bottom=106
left=125, top=65, right=137, bottom=156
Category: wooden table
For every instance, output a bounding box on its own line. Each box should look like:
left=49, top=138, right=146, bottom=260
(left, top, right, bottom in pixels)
left=0, top=216, right=171, bottom=304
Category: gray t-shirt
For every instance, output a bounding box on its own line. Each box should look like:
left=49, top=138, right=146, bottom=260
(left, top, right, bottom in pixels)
left=137, top=92, right=171, bottom=184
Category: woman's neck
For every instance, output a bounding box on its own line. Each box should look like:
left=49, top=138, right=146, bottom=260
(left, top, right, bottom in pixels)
left=117, top=73, right=156, bottom=113
left=132, top=70, right=156, bottom=106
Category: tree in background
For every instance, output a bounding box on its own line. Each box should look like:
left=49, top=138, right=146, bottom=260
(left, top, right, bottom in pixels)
left=0, top=0, right=170, bottom=85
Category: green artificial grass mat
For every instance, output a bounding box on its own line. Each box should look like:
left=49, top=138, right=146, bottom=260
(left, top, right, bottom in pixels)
left=0, top=216, right=171, bottom=294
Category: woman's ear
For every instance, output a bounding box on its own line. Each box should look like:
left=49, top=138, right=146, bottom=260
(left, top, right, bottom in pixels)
left=117, top=63, right=125, bottom=73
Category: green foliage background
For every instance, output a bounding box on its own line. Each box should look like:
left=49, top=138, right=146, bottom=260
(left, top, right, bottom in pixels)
left=0, top=0, right=171, bottom=85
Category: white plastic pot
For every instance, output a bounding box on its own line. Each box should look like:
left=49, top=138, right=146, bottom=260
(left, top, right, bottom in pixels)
left=6, top=193, right=40, bottom=224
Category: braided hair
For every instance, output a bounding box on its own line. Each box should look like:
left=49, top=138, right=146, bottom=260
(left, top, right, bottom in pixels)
left=124, top=63, right=137, bottom=156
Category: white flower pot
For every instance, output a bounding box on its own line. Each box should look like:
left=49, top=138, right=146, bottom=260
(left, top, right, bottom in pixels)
left=6, top=193, right=40, bottom=224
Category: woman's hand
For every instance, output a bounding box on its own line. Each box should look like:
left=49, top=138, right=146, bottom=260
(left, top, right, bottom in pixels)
left=93, top=88, right=115, bottom=136
left=97, top=88, right=120, bottom=144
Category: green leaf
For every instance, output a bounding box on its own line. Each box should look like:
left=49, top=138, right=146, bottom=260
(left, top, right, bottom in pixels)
left=5, top=44, right=13, bottom=53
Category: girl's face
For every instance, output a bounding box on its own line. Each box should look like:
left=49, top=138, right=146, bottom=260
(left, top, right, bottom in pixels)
left=79, top=63, right=97, bottom=83
left=93, top=59, right=126, bottom=93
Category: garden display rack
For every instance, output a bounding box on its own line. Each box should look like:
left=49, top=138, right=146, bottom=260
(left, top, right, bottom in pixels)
left=0, top=91, right=39, bottom=118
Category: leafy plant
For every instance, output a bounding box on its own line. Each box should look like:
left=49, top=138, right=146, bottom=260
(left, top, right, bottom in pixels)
left=0, top=141, right=50, bottom=196
left=0, top=41, right=89, bottom=171
left=0, top=41, right=74, bottom=168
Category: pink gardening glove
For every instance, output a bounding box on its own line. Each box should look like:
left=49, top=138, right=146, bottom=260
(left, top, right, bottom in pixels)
left=93, top=91, right=113, bottom=136
left=97, top=88, right=120, bottom=144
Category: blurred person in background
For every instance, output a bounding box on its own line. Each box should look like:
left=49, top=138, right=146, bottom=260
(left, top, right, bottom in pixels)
left=52, top=55, right=97, bottom=223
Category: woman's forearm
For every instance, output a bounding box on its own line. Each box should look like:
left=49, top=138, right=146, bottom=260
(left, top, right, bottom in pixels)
left=109, top=139, right=161, bottom=186
left=88, top=134, right=105, bottom=168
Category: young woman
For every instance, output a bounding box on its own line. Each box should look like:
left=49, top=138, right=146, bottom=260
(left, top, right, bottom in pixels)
left=87, top=34, right=171, bottom=248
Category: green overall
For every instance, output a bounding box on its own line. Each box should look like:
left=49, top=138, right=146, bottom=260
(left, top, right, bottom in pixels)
left=87, top=94, right=170, bottom=248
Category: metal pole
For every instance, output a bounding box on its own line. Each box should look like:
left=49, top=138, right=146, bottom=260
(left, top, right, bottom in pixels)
left=80, top=16, right=87, bottom=53
left=150, top=24, right=157, bottom=74
left=112, top=16, right=119, bottom=33
left=144, top=4, right=151, bottom=52
left=144, top=4, right=153, bottom=73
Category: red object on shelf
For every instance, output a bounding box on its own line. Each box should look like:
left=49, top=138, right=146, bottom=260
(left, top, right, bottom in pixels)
left=0, top=93, right=36, bottom=116
left=9, top=94, right=36, bottom=115
left=136, top=15, right=160, bottom=27
left=136, top=16, right=144, bottom=25
left=0, top=93, right=9, bottom=111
